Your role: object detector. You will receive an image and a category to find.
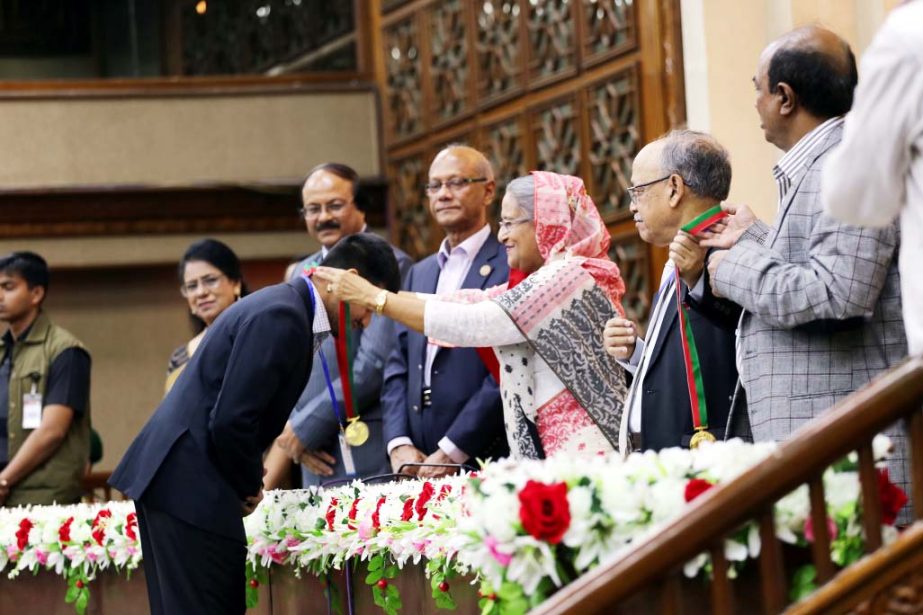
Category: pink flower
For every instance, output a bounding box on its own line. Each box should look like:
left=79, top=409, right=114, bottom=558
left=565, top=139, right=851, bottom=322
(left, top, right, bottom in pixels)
left=284, top=537, right=300, bottom=548
left=35, top=550, right=48, bottom=566
left=804, top=515, right=838, bottom=543
left=358, top=516, right=375, bottom=541
left=484, top=536, right=512, bottom=567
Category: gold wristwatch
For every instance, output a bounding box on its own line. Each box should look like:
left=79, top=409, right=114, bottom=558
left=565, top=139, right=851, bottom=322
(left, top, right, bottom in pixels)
left=373, top=290, right=388, bottom=315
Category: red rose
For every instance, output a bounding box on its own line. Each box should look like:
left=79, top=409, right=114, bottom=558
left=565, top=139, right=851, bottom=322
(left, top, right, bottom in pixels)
left=415, top=482, right=435, bottom=521
left=347, top=498, right=362, bottom=530
left=58, top=517, right=75, bottom=544
left=401, top=498, right=415, bottom=522
left=877, top=468, right=908, bottom=526
left=91, top=509, right=112, bottom=546
left=684, top=478, right=714, bottom=503
left=125, top=512, right=138, bottom=541
left=325, top=497, right=339, bottom=531
left=518, top=480, right=571, bottom=544
left=16, top=518, right=33, bottom=551
left=372, top=497, right=386, bottom=530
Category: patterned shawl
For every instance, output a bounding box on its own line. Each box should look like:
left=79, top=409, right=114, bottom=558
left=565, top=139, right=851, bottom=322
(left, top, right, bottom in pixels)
left=492, top=172, right=629, bottom=458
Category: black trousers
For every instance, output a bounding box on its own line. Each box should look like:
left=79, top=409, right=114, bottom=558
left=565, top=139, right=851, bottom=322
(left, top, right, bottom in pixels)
left=135, top=500, right=246, bottom=615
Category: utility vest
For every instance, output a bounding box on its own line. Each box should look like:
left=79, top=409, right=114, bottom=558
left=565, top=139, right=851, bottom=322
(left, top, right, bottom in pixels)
left=2, top=312, right=90, bottom=506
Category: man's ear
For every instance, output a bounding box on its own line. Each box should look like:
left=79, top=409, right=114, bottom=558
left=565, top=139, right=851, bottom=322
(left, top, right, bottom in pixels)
left=668, top=174, right=685, bottom=209
left=30, top=285, right=45, bottom=307
left=346, top=268, right=359, bottom=275
left=777, top=82, right=796, bottom=116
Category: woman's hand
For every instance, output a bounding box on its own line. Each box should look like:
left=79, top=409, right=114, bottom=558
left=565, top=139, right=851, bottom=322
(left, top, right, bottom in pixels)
left=313, top=266, right=377, bottom=308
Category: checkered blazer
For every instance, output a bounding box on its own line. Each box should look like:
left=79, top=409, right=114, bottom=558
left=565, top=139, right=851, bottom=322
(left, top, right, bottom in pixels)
left=714, top=122, right=907, bottom=442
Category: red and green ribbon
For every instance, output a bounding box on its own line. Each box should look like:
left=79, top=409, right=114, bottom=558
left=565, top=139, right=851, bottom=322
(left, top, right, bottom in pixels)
left=675, top=204, right=728, bottom=432
left=302, top=265, right=358, bottom=428
left=335, top=302, right=358, bottom=423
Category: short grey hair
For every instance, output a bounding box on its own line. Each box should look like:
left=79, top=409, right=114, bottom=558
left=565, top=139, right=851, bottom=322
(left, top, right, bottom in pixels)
left=505, top=175, right=535, bottom=220
left=658, top=130, right=731, bottom=202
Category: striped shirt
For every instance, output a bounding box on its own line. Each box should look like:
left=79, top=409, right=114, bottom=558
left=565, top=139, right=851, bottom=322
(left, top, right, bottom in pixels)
left=773, top=116, right=844, bottom=206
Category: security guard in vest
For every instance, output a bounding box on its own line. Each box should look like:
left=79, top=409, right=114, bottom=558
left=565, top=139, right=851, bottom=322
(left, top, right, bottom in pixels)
left=0, top=252, right=91, bottom=507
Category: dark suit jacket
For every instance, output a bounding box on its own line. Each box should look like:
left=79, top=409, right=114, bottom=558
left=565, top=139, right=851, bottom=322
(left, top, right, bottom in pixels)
left=110, top=278, right=316, bottom=541
left=381, top=233, right=509, bottom=459
left=640, top=274, right=740, bottom=451
left=289, top=246, right=414, bottom=486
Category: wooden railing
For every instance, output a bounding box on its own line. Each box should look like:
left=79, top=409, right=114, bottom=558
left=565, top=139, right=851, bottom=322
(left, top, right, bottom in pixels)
left=533, top=356, right=923, bottom=615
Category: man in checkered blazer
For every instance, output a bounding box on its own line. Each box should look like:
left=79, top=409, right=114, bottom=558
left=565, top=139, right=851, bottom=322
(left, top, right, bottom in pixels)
left=702, top=26, right=908, bottom=509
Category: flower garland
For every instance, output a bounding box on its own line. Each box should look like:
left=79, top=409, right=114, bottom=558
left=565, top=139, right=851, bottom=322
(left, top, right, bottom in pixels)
left=0, top=438, right=907, bottom=614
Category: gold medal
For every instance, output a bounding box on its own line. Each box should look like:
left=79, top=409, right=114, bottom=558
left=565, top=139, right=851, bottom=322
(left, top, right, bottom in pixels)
left=689, top=429, right=717, bottom=449
left=344, top=418, right=370, bottom=447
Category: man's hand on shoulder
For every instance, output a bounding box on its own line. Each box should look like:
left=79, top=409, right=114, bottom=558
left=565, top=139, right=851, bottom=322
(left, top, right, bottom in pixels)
left=699, top=203, right=756, bottom=250
left=390, top=444, right=426, bottom=476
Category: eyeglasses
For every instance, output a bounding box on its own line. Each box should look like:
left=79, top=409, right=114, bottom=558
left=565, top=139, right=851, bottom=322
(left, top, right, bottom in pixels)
left=423, top=177, right=488, bottom=195
left=181, top=273, right=226, bottom=296
left=627, top=175, right=672, bottom=204
left=498, top=217, right=532, bottom=233
left=299, top=200, right=352, bottom=219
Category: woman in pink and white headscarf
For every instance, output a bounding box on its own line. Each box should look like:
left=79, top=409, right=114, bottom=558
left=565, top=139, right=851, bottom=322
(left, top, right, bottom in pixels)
left=315, top=171, right=629, bottom=460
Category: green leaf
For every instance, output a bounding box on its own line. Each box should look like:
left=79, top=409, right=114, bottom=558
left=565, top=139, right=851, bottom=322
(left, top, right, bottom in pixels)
left=368, top=555, right=384, bottom=571
left=386, top=583, right=400, bottom=598
left=65, top=584, right=79, bottom=604
left=435, top=592, right=457, bottom=610
left=498, top=582, right=523, bottom=602
left=500, top=597, right=529, bottom=615
left=75, top=589, right=89, bottom=615
left=384, top=564, right=399, bottom=578
left=480, top=599, right=496, bottom=615
left=372, top=585, right=386, bottom=608
left=789, top=565, right=817, bottom=602
left=366, top=570, right=383, bottom=585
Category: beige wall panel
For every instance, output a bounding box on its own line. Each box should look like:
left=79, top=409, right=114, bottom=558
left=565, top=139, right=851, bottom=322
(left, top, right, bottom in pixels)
left=0, top=90, right=380, bottom=189
left=701, top=0, right=781, bottom=220
left=0, top=231, right=319, bottom=269
left=685, top=0, right=896, bottom=222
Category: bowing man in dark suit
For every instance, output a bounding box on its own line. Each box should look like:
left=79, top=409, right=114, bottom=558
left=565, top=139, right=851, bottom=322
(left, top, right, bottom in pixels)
left=382, top=145, right=510, bottom=479
left=604, top=131, right=740, bottom=452
left=109, top=234, right=400, bottom=615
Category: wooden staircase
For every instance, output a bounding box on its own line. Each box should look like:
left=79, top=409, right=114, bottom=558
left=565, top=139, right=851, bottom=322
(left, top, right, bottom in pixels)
left=532, top=356, right=923, bottom=615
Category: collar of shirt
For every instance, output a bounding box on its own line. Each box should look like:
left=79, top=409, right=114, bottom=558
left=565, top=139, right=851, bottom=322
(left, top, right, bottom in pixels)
left=773, top=116, right=844, bottom=204
left=437, top=224, right=491, bottom=270
left=320, top=224, right=369, bottom=260
left=1, top=321, right=35, bottom=355
left=305, top=280, right=332, bottom=347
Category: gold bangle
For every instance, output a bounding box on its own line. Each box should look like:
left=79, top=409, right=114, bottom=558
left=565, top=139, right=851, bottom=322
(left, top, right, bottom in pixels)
left=373, top=290, right=388, bottom=315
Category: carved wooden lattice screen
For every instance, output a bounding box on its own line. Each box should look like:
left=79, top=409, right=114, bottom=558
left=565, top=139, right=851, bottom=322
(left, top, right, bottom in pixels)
left=372, top=0, right=685, bottom=327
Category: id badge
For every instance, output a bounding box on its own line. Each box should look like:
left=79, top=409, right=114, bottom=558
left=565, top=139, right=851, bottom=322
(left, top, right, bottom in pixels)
left=338, top=433, right=357, bottom=476
left=22, top=392, right=43, bottom=430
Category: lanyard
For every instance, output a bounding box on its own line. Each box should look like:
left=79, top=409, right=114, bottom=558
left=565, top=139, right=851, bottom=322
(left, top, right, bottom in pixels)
left=675, top=205, right=728, bottom=443
left=302, top=271, right=356, bottom=428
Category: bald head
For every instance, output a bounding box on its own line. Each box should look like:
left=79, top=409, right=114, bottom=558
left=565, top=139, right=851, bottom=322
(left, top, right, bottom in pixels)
left=761, top=25, right=857, bottom=119
left=430, top=145, right=494, bottom=181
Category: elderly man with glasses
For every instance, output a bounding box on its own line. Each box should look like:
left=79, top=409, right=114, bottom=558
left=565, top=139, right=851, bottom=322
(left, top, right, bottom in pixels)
left=603, top=130, right=741, bottom=452
left=381, top=144, right=510, bottom=478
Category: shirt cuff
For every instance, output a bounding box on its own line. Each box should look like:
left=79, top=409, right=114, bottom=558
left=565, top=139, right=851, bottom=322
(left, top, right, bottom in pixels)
left=387, top=437, right=414, bottom=455
left=438, top=437, right=470, bottom=464
left=687, top=272, right=706, bottom=301
left=617, top=338, right=645, bottom=375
